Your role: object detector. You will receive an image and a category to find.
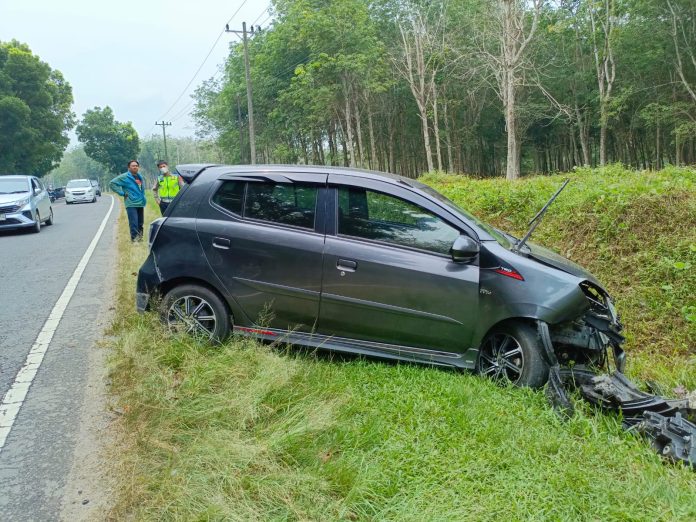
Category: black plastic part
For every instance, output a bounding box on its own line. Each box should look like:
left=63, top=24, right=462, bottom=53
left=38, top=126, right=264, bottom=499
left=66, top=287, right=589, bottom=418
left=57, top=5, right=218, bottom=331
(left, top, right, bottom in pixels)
left=633, top=412, right=696, bottom=468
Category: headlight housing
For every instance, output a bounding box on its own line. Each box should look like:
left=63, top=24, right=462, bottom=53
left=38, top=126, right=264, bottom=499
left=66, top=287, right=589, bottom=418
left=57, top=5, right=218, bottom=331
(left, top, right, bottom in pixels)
left=14, top=196, right=31, bottom=208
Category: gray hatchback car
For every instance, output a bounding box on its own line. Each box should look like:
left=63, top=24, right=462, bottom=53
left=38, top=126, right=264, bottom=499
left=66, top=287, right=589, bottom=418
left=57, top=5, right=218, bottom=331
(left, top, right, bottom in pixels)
left=0, top=175, right=53, bottom=233
left=136, top=165, right=625, bottom=387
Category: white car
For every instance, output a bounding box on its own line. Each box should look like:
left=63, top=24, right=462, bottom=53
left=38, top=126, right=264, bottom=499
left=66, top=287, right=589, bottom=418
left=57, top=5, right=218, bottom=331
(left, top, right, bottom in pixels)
left=0, top=175, right=53, bottom=233
left=65, top=179, right=97, bottom=204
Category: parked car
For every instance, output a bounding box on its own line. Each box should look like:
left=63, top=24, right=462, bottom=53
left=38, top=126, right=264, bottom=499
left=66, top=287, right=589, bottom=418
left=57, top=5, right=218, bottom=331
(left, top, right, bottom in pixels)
left=0, top=175, right=53, bottom=233
left=90, top=179, right=101, bottom=196
left=136, top=164, right=625, bottom=388
left=65, top=179, right=97, bottom=204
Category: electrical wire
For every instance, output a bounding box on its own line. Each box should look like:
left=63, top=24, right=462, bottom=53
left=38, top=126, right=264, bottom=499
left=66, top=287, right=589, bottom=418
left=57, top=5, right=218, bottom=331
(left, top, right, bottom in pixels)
left=155, top=0, right=250, bottom=122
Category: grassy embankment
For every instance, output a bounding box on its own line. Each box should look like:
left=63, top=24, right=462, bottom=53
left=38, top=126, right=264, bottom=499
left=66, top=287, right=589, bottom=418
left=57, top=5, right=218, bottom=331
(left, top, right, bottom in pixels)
left=107, top=166, right=695, bottom=521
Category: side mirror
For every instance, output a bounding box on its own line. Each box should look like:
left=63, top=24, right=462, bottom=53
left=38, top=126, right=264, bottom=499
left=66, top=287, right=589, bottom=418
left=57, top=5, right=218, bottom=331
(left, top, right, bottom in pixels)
left=450, top=235, right=479, bottom=263
left=34, top=188, right=41, bottom=195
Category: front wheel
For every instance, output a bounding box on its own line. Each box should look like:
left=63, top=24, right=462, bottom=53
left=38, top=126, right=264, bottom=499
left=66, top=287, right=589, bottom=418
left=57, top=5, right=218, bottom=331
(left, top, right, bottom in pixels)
left=45, top=208, right=54, bottom=225
left=477, top=321, right=549, bottom=388
left=160, top=284, right=231, bottom=342
left=32, top=212, right=41, bottom=233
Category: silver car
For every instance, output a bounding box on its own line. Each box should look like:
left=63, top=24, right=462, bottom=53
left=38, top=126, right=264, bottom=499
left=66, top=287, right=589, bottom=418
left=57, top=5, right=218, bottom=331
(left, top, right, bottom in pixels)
left=0, top=175, right=53, bottom=233
left=65, top=179, right=97, bottom=204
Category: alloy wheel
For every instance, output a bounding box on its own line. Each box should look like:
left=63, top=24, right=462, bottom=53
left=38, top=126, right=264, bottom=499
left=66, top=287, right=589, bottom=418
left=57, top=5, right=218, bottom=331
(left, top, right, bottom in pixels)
left=478, top=333, right=525, bottom=384
left=166, top=295, right=218, bottom=340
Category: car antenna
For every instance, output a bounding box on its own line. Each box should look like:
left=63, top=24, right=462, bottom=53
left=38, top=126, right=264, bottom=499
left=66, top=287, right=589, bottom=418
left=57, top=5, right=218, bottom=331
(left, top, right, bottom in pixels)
left=512, top=178, right=570, bottom=253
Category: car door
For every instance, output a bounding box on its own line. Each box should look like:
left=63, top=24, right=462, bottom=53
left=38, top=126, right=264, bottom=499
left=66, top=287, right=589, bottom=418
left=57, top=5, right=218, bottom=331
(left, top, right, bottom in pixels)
left=31, top=177, right=50, bottom=217
left=317, top=177, right=480, bottom=353
left=196, top=172, right=328, bottom=332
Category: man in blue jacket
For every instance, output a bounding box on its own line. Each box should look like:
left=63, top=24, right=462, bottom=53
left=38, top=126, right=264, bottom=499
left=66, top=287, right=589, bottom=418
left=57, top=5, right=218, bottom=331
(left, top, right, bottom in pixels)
left=109, top=160, right=147, bottom=241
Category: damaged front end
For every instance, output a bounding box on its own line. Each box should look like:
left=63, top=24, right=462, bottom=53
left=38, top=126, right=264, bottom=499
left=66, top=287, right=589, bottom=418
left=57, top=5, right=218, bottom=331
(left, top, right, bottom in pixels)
left=539, top=281, right=696, bottom=468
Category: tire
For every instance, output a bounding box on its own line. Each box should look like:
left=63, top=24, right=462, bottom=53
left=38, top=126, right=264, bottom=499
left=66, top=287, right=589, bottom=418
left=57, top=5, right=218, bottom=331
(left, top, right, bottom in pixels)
left=45, top=207, right=54, bottom=226
left=32, top=212, right=41, bottom=233
left=92, top=196, right=97, bottom=203
left=160, top=284, right=231, bottom=342
left=477, top=321, right=549, bottom=388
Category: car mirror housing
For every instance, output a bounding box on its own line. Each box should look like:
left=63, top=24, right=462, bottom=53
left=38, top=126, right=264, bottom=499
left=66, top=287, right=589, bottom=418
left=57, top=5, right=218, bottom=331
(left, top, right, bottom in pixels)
left=451, top=235, right=479, bottom=263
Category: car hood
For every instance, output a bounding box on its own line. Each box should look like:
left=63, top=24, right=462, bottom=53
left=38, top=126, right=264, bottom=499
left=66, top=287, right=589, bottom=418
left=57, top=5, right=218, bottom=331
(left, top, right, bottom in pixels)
left=525, top=242, right=601, bottom=286
left=0, top=192, right=30, bottom=205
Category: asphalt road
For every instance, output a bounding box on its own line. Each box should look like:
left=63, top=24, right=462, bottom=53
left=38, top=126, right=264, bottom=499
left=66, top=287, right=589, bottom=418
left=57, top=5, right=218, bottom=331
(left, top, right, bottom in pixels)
left=0, top=196, right=118, bottom=520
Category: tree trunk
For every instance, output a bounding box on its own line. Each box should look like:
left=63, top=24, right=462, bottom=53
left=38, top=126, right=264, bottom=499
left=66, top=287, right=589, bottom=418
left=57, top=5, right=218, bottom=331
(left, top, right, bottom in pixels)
left=367, top=104, right=377, bottom=169
left=432, top=84, right=443, bottom=171
left=505, top=67, right=520, bottom=180
left=343, top=80, right=356, bottom=167
left=354, top=98, right=365, bottom=168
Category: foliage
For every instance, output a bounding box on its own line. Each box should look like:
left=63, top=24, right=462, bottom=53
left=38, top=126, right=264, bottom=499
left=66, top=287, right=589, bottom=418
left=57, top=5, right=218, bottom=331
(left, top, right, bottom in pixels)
left=108, top=168, right=695, bottom=520
left=76, top=106, right=140, bottom=175
left=0, top=40, right=74, bottom=176
left=46, top=145, right=105, bottom=188
left=191, top=0, right=696, bottom=177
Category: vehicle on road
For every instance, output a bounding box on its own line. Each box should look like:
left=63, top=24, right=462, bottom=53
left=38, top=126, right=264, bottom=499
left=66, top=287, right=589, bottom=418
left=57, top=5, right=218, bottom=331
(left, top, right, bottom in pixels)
left=90, top=179, right=101, bottom=196
left=65, top=179, right=97, bottom=204
left=0, top=175, right=53, bottom=233
left=136, top=164, right=625, bottom=388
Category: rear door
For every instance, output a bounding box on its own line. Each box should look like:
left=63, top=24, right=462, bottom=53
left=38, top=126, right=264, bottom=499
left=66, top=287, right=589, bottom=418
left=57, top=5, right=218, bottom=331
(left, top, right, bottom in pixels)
left=317, top=176, right=480, bottom=353
left=196, top=172, right=328, bottom=332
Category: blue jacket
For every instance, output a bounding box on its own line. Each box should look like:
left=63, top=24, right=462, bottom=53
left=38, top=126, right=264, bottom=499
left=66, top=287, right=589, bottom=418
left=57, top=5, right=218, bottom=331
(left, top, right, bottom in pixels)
left=109, top=172, right=146, bottom=208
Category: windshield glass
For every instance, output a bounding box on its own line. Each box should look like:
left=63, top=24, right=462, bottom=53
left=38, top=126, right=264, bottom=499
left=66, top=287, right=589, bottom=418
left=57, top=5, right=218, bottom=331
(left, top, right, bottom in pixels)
left=419, top=185, right=512, bottom=248
left=67, top=180, right=91, bottom=188
left=0, top=178, right=30, bottom=194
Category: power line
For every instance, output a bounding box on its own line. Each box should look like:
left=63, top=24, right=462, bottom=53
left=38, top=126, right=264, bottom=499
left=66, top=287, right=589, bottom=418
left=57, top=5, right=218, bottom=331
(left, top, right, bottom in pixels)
left=252, top=5, right=270, bottom=26
left=156, top=0, right=250, bottom=122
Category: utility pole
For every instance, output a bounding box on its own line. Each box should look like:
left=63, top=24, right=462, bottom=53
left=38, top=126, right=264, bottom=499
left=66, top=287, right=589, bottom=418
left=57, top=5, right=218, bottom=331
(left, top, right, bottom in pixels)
left=155, top=121, right=172, bottom=162
left=236, top=94, right=245, bottom=163
left=226, top=22, right=256, bottom=164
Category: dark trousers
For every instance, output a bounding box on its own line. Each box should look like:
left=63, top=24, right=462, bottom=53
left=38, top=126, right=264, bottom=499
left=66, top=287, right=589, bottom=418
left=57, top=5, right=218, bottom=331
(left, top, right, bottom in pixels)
left=158, top=200, right=171, bottom=215
left=126, top=206, right=144, bottom=240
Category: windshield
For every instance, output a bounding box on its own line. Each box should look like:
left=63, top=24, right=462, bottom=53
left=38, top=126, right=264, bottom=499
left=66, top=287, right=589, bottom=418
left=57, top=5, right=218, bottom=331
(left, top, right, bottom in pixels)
left=419, top=185, right=512, bottom=248
left=0, top=178, right=30, bottom=194
left=67, top=180, right=91, bottom=188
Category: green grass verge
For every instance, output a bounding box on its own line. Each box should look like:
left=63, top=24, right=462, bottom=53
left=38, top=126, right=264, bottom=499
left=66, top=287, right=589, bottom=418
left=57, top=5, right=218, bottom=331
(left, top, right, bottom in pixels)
left=108, top=169, right=696, bottom=521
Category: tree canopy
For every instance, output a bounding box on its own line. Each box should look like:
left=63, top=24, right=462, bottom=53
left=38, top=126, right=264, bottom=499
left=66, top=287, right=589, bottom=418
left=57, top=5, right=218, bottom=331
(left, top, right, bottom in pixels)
left=0, top=40, right=74, bottom=177
left=76, top=106, right=140, bottom=175
left=193, top=0, right=696, bottom=178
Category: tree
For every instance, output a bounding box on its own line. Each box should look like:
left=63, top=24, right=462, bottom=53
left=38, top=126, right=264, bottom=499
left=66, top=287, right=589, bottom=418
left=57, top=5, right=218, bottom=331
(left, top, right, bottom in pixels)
left=0, top=40, right=74, bottom=176
left=76, top=106, right=140, bottom=174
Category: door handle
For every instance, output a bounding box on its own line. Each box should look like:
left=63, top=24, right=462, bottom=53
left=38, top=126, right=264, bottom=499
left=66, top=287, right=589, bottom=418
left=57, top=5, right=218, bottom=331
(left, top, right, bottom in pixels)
left=212, top=237, right=231, bottom=250
left=337, top=259, right=357, bottom=271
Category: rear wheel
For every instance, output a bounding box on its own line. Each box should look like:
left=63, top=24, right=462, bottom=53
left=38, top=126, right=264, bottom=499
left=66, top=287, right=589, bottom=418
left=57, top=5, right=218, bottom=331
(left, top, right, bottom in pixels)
left=477, top=321, right=549, bottom=388
left=160, top=284, right=231, bottom=342
left=45, top=208, right=54, bottom=225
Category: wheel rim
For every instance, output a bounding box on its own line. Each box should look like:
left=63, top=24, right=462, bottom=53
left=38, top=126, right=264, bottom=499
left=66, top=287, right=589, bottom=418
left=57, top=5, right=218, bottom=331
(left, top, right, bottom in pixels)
left=167, top=295, right=217, bottom=339
left=478, top=333, right=524, bottom=383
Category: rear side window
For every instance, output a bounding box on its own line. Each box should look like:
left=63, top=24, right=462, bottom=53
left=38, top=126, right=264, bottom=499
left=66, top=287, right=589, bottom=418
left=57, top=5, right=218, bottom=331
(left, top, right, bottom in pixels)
left=212, top=181, right=244, bottom=215
left=338, top=186, right=459, bottom=255
left=245, top=182, right=317, bottom=229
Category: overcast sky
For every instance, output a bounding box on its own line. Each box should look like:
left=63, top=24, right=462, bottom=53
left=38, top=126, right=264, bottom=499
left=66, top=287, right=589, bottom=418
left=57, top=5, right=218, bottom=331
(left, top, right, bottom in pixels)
left=0, top=0, right=269, bottom=146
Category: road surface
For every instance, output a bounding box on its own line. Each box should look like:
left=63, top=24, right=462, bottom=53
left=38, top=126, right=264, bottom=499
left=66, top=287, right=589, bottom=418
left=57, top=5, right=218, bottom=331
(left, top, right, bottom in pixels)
left=0, top=196, right=118, bottom=520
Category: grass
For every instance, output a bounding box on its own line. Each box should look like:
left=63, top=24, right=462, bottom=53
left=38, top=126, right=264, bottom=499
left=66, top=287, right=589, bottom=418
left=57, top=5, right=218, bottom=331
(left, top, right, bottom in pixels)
left=107, top=168, right=696, bottom=521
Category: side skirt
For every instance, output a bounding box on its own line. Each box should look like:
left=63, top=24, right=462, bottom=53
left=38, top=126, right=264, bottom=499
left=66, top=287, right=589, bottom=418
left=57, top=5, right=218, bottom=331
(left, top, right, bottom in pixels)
left=232, top=326, right=477, bottom=370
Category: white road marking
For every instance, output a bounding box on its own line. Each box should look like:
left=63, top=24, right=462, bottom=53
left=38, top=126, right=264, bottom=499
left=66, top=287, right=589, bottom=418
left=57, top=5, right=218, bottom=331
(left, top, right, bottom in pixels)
left=0, top=196, right=115, bottom=452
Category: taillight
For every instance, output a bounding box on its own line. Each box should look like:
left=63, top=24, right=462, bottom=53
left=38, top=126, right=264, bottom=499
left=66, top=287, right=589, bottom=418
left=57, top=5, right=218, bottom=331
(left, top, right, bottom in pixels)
left=148, top=218, right=165, bottom=249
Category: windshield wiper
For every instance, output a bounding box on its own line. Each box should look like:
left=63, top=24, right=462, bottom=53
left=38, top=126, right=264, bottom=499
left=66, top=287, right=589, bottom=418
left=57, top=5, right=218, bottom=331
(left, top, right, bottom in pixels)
left=512, top=179, right=570, bottom=253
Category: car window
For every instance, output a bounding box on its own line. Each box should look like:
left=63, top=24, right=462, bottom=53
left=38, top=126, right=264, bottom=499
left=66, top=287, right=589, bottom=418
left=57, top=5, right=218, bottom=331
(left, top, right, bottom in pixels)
left=245, top=182, right=317, bottom=229
left=212, top=181, right=244, bottom=215
left=31, top=178, right=40, bottom=191
left=338, top=186, right=460, bottom=255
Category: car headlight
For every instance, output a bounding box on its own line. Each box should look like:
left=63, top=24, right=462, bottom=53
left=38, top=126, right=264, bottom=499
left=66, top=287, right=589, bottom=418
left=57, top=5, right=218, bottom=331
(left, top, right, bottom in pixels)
left=14, top=196, right=31, bottom=208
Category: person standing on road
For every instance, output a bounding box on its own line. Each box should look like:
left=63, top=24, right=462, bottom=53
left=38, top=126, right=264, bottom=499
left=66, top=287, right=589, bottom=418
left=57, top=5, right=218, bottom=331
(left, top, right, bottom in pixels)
left=109, top=159, right=147, bottom=241
left=152, top=160, right=183, bottom=215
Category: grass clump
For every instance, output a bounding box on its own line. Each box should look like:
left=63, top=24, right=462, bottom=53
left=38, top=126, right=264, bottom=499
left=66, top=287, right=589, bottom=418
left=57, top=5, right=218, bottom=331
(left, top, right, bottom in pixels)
left=107, top=173, right=696, bottom=521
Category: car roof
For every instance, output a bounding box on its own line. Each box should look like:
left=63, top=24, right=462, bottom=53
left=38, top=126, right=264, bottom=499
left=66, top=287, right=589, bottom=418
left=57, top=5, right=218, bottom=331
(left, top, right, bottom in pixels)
left=177, top=163, right=430, bottom=191
left=0, top=175, right=32, bottom=180
left=68, top=178, right=91, bottom=182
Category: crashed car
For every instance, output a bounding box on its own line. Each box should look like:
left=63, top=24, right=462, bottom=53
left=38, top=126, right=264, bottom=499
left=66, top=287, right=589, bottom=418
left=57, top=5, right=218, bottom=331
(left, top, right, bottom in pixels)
left=136, top=165, right=625, bottom=389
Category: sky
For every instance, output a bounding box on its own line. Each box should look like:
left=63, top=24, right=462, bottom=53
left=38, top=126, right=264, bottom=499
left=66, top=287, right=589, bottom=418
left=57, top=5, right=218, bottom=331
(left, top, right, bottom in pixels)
left=0, top=0, right=270, bottom=146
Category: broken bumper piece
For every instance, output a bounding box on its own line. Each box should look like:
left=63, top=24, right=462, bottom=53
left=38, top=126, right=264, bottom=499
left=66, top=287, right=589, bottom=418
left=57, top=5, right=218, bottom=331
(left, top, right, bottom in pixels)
left=553, top=369, right=696, bottom=469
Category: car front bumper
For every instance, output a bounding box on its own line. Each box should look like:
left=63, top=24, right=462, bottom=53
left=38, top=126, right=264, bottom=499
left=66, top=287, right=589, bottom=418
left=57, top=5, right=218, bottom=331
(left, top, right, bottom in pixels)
left=0, top=209, right=37, bottom=230
left=135, top=254, right=161, bottom=313
left=66, top=193, right=94, bottom=202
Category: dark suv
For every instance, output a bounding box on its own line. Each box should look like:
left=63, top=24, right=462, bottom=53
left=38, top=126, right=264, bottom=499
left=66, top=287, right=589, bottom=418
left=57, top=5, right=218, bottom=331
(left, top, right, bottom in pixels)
left=137, top=164, right=625, bottom=387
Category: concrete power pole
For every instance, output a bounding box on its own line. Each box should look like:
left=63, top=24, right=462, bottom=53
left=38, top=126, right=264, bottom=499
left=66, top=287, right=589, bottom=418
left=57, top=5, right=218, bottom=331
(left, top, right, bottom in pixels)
left=226, top=22, right=256, bottom=164
left=155, top=121, right=172, bottom=162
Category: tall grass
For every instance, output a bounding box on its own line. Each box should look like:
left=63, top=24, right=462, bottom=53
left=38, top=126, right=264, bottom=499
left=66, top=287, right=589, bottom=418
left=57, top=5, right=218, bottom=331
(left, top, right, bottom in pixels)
left=108, top=169, right=696, bottom=521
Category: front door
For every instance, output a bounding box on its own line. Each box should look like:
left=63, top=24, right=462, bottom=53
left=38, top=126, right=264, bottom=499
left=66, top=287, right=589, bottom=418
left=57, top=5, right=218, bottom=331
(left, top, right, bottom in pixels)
left=197, top=174, right=327, bottom=331
left=318, top=183, right=480, bottom=353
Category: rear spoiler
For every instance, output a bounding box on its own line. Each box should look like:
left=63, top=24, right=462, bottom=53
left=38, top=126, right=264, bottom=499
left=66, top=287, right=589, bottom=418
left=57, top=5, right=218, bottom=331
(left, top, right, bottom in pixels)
left=174, top=164, right=219, bottom=184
